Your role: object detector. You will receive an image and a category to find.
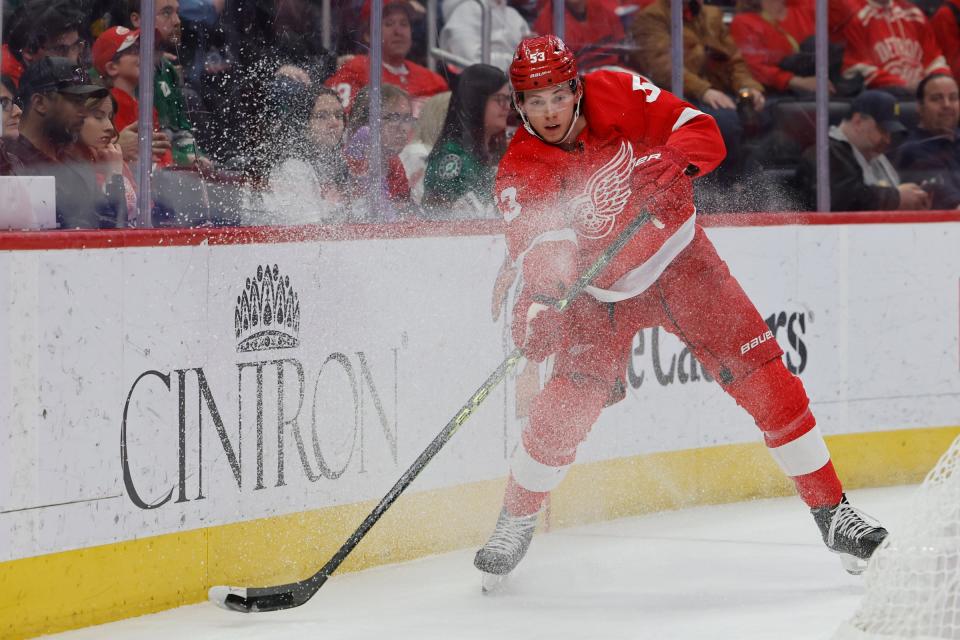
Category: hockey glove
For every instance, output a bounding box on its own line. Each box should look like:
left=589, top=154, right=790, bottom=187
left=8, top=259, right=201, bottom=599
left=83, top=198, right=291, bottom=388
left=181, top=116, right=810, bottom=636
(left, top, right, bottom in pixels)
left=519, top=298, right=565, bottom=363
left=512, top=240, right=579, bottom=362
left=633, top=145, right=697, bottom=226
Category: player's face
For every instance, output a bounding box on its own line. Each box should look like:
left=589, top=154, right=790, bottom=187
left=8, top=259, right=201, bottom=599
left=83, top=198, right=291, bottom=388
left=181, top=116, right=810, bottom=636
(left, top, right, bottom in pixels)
left=520, top=83, right=580, bottom=144
left=919, top=76, right=960, bottom=135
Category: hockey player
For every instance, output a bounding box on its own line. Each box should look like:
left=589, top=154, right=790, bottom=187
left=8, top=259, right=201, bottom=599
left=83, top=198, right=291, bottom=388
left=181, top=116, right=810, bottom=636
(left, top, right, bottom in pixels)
left=474, top=35, right=888, bottom=589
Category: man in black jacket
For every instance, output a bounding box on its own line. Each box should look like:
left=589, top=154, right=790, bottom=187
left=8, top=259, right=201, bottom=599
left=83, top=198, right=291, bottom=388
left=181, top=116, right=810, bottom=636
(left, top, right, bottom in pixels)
left=6, top=57, right=121, bottom=229
left=794, top=90, right=930, bottom=211
left=896, top=73, right=960, bottom=210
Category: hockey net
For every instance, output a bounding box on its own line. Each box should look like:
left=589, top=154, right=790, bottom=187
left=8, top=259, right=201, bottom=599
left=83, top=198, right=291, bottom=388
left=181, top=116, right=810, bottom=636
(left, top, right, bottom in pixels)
left=833, top=434, right=960, bottom=640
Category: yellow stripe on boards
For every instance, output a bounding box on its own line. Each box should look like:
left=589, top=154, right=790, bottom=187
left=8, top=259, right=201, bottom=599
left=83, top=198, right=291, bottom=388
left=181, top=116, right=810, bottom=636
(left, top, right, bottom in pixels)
left=2, top=425, right=958, bottom=639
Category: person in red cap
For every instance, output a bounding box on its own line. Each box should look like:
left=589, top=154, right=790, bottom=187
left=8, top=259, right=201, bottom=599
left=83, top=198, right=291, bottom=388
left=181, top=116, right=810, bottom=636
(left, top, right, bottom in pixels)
left=326, top=0, right=447, bottom=111
left=92, top=26, right=172, bottom=167
left=473, top=35, right=888, bottom=591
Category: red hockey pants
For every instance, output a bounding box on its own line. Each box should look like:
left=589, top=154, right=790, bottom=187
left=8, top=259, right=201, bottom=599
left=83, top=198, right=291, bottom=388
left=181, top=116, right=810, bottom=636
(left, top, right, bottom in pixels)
left=506, top=225, right=842, bottom=514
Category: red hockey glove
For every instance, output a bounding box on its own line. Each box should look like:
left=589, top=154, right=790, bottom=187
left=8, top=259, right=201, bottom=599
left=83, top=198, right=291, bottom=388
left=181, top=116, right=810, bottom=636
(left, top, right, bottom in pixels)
left=518, top=297, right=565, bottom=362
left=511, top=240, right=579, bottom=362
left=633, top=146, right=697, bottom=226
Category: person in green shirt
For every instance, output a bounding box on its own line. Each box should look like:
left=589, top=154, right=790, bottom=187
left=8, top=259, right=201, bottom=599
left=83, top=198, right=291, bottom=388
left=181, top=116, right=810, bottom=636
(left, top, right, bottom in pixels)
left=422, top=64, right=511, bottom=218
left=125, top=0, right=206, bottom=166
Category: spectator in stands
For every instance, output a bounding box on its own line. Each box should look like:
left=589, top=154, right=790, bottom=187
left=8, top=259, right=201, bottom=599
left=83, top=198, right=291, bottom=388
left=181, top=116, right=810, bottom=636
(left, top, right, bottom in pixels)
left=838, top=0, right=949, bottom=96
left=730, top=0, right=846, bottom=96
left=92, top=27, right=143, bottom=132
left=400, top=91, right=453, bottom=205
left=344, top=84, right=418, bottom=221
left=253, top=86, right=352, bottom=225
left=533, top=0, right=626, bottom=71
left=7, top=57, right=125, bottom=228
left=422, top=64, right=509, bottom=218
left=440, top=0, right=532, bottom=71
left=628, top=0, right=765, bottom=182
left=74, top=93, right=140, bottom=224
left=2, top=80, right=25, bottom=176
left=327, top=1, right=447, bottom=111
left=116, top=0, right=207, bottom=166
left=931, top=0, right=960, bottom=81
left=794, top=90, right=930, bottom=210
left=2, top=76, right=23, bottom=141
left=3, top=0, right=88, bottom=87
left=896, top=73, right=960, bottom=209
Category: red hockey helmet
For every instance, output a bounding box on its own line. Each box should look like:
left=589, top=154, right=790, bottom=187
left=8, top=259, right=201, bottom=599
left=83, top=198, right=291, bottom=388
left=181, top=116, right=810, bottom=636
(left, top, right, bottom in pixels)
left=509, top=35, right=578, bottom=93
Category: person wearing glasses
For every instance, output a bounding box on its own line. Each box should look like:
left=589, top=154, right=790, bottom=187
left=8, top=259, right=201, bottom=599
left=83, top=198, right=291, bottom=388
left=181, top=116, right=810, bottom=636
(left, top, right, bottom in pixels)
left=344, top=83, right=419, bottom=222
left=0, top=77, right=25, bottom=178
left=422, top=64, right=511, bottom=218
left=1, top=77, right=24, bottom=142
left=3, top=0, right=88, bottom=87
left=6, top=57, right=128, bottom=228
left=253, top=86, right=352, bottom=225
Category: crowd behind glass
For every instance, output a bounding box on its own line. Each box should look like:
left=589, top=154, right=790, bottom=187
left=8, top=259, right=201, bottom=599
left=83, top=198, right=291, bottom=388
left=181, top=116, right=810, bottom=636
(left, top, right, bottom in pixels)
left=1, top=0, right=959, bottom=230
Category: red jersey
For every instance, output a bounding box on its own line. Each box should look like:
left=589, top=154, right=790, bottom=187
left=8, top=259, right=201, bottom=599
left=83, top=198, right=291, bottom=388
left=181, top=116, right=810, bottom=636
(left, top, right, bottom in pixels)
left=111, top=88, right=173, bottom=167
left=533, top=3, right=626, bottom=71
left=1, top=45, right=24, bottom=86
left=326, top=55, right=448, bottom=112
left=496, top=69, right=724, bottom=300
left=931, top=0, right=960, bottom=80
left=731, top=0, right=858, bottom=92
left=840, top=0, right=949, bottom=88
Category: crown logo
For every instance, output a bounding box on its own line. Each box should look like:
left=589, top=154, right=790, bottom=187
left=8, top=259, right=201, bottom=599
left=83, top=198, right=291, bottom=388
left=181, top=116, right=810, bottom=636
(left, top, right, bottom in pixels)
left=235, top=264, right=300, bottom=353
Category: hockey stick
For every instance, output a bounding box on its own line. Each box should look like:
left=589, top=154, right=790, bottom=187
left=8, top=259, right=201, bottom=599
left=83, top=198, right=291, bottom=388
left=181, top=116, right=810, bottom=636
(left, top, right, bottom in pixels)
left=209, top=208, right=654, bottom=613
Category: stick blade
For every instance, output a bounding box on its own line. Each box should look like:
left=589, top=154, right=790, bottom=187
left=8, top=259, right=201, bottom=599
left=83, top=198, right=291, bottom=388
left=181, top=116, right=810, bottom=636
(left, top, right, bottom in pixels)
left=208, top=579, right=324, bottom=613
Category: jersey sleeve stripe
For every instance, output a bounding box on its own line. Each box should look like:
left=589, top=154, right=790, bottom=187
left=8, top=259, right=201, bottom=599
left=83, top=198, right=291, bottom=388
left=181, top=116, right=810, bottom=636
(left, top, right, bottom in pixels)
left=671, top=107, right=707, bottom=133
left=512, top=228, right=579, bottom=268
left=584, top=213, right=696, bottom=302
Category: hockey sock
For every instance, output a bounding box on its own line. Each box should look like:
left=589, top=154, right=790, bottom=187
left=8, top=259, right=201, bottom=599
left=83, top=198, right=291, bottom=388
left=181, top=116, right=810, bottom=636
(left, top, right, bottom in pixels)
left=725, top=359, right=843, bottom=508
left=792, top=460, right=844, bottom=508
left=504, top=474, right=549, bottom=517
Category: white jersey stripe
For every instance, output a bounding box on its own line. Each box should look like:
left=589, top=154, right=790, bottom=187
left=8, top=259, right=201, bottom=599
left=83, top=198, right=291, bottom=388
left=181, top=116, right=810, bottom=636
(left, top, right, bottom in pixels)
left=585, top=212, right=696, bottom=302
left=671, top=107, right=706, bottom=132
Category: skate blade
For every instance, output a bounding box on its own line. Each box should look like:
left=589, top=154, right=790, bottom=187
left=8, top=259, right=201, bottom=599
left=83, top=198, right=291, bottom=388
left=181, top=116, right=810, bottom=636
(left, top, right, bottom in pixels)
left=838, top=553, right=868, bottom=576
left=481, top=572, right=509, bottom=594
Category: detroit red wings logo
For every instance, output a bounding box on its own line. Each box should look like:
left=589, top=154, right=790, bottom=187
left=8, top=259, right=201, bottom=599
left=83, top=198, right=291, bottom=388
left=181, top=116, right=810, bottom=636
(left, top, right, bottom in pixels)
left=571, top=141, right=636, bottom=239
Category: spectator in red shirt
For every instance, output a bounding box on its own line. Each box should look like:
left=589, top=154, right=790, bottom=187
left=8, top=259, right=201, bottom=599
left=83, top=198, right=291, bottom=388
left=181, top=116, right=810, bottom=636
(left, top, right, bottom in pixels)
left=838, top=0, right=949, bottom=96
left=533, top=0, right=626, bottom=71
left=344, top=83, right=418, bottom=221
left=730, top=0, right=842, bottom=95
left=3, top=0, right=88, bottom=87
left=327, top=0, right=448, bottom=112
left=931, top=0, right=960, bottom=80
left=92, top=26, right=173, bottom=166
left=74, top=93, right=140, bottom=224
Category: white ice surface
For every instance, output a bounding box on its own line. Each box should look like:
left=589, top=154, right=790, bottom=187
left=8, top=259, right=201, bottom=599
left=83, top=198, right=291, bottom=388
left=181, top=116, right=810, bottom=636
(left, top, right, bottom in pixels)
left=42, top=485, right=914, bottom=640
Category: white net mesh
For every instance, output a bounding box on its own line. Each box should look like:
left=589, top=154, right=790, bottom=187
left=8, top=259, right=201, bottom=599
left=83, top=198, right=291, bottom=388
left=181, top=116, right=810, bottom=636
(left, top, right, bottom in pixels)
left=833, top=435, right=960, bottom=640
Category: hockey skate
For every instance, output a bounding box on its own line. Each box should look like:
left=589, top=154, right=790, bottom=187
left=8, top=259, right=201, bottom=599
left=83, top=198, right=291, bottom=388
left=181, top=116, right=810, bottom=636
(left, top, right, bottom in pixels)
left=474, top=508, right=538, bottom=593
left=812, top=494, right=888, bottom=575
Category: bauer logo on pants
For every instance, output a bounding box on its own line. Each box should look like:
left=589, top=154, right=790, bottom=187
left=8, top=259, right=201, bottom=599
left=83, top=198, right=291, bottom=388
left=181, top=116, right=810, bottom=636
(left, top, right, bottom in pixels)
left=740, top=330, right=774, bottom=355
